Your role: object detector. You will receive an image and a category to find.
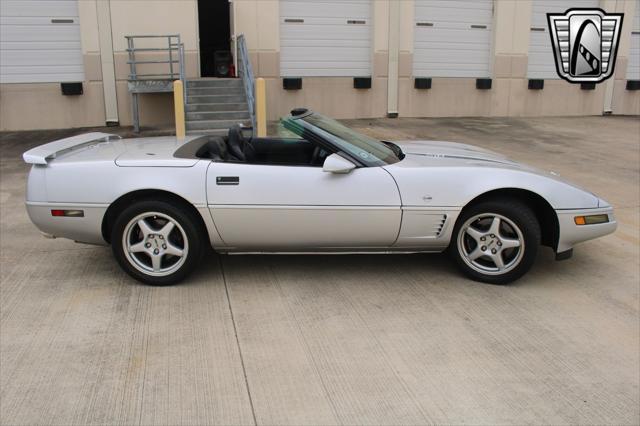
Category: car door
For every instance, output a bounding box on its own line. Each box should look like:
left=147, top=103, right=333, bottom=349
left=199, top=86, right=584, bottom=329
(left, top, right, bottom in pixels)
left=206, top=161, right=401, bottom=250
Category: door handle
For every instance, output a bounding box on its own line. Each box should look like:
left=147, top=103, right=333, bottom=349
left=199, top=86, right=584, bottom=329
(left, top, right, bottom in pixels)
left=216, top=176, right=239, bottom=185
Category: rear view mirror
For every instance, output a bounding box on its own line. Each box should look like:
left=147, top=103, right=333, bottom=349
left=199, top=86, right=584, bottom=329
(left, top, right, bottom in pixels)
left=322, top=153, right=356, bottom=174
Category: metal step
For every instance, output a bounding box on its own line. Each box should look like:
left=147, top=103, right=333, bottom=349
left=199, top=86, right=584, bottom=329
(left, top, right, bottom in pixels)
left=187, top=78, right=243, bottom=88
left=186, top=111, right=250, bottom=121
left=185, top=102, right=248, bottom=113
left=187, top=94, right=246, bottom=104
left=187, top=86, right=244, bottom=96
left=186, top=119, right=250, bottom=131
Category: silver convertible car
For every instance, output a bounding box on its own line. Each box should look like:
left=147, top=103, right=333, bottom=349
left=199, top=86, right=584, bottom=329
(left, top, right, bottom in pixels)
left=23, top=109, right=616, bottom=285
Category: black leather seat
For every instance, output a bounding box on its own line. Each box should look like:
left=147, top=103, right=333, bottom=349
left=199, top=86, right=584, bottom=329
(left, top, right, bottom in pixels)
left=207, top=136, right=228, bottom=160
left=227, top=125, right=256, bottom=162
left=227, top=125, right=246, bottom=161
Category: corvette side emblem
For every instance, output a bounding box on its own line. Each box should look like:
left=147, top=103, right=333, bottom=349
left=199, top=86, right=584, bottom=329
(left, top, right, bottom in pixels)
left=547, top=8, right=623, bottom=83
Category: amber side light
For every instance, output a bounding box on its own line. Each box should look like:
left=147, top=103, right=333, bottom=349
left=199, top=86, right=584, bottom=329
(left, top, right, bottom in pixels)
left=574, top=214, right=609, bottom=225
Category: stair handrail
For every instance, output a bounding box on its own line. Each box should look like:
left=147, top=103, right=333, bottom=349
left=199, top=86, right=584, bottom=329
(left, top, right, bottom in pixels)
left=125, top=34, right=187, bottom=131
left=237, top=34, right=256, bottom=130
left=125, top=35, right=185, bottom=84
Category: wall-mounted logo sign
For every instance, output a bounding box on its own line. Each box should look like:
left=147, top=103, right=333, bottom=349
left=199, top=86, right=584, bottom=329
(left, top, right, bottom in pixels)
left=547, top=9, right=623, bottom=83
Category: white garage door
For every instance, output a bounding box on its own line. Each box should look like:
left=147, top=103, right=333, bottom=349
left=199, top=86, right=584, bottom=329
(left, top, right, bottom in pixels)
left=627, top=1, right=640, bottom=80
left=280, top=0, right=371, bottom=77
left=0, top=0, right=84, bottom=83
left=413, top=0, right=493, bottom=78
left=527, top=0, right=599, bottom=79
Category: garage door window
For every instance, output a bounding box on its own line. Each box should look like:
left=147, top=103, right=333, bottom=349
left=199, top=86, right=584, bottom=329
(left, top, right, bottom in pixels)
left=279, top=0, right=372, bottom=77
left=413, top=0, right=493, bottom=78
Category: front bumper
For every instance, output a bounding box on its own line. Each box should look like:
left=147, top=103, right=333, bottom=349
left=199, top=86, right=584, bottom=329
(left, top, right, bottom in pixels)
left=556, top=206, right=617, bottom=253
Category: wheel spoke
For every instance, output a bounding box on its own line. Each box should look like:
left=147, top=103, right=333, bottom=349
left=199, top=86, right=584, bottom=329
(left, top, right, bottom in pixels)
left=129, top=241, right=147, bottom=253
left=501, top=237, right=521, bottom=249
left=467, top=247, right=484, bottom=261
left=465, top=226, right=484, bottom=243
left=137, top=219, right=154, bottom=237
left=488, top=217, right=501, bottom=237
left=159, top=221, right=175, bottom=238
left=493, top=252, right=506, bottom=270
left=165, top=242, right=184, bottom=257
left=151, top=255, right=162, bottom=272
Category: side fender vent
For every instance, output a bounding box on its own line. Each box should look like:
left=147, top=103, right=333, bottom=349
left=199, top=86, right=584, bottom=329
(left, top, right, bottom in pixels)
left=436, top=215, right=447, bottom=236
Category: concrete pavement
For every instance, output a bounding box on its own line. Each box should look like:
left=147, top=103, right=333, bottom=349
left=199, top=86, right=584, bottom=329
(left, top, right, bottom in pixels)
left=1, top=116, right=638, bottom=425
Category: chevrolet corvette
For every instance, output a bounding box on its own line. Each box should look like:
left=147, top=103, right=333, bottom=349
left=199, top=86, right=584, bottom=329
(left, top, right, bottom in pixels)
left=23, top=109, right=616, bottom=285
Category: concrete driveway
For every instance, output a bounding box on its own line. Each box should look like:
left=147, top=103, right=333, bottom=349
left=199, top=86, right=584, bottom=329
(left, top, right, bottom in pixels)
left=1, top=116, right=638, bottom=425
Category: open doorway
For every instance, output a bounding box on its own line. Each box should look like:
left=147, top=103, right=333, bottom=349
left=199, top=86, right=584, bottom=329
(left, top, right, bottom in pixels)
left=197, top=0, right=232, bottom=77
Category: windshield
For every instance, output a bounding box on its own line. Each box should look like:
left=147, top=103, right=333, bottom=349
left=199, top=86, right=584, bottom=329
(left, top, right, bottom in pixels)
left=280, top=112, right=401, bottom=166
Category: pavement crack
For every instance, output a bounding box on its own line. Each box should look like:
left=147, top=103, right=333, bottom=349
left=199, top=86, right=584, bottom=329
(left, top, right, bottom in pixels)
left=218, top=255, right=258, bottom=426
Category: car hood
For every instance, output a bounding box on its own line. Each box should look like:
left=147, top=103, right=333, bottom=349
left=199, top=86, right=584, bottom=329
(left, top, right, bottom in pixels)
left=395, top=140, right=517, bottom=166
left=386, top=140, right=601, bottom=209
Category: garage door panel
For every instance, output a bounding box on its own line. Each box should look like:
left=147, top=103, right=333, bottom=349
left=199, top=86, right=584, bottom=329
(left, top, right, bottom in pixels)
left=281, top=25, right=371, bottom=40
left=1, top=16, right=78, bottom=26
left=415, top=10, right=492, bottom=23
left=281, top=47, right=370, bottom=60
left=413, top=49, right=493, bottom=63
left=0, top=0, right=83, bottom=83
left=280, top=67, right=371, bottom=77
left=0, top=64, right=84, bottom=74
left=413, top=0, right=492, bottom=78
left=1, top=41, right=81, bottom=51
left=0, top=0, right=79, bottom=17
left=414, top=29, right=491, bottom=43
left=281, top=17, right=370, bottom=26
left=281, top=0, right=370, bottom=18
left=527, top=0, right=599, bottom=79
left=0, top=72, right=86, bottom=83
left=1, top=25, right=81, bottom=42
left=417, top=0, right=492, bottom=11
left=280, top=0, right=371, bottom=77
left=282, top=39, right=370, bottom=48
left=1, top=49, right=83, bottom=66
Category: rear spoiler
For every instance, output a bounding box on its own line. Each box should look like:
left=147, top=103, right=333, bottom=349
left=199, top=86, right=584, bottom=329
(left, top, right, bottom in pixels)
left=22, top=132, right=121, bottom=165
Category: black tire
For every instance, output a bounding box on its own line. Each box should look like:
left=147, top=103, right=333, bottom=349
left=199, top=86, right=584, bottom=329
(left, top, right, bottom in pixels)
left=111, top=199, right=205, bottom=285
left=449, top=198, right=541, bottom=285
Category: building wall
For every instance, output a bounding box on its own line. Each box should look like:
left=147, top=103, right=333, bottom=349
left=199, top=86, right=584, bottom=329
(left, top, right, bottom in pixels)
left=252, top=0, right=639, bottom=120
left=1, top=0, right=638, bottom=131
left=1, top=0, right=200, bottom=131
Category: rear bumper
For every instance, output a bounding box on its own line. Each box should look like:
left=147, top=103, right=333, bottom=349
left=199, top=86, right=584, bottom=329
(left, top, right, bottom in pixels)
left=26, top=202, right=109, bottom=246
left=556, top=206, right=617, bottom=253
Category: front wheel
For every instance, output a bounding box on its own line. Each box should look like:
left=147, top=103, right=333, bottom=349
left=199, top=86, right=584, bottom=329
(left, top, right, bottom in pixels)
left=450, top=199, right=540, bottom=285
left=111, top=200, right=204, bottom=285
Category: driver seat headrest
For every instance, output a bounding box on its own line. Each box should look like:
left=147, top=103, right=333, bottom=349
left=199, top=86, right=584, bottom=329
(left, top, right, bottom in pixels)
left=227, top=124, right=246, bottom=161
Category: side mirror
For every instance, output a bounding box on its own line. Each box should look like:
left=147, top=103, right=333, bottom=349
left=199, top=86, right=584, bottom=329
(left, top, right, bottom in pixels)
left=323, top=153, right=356, bottom=174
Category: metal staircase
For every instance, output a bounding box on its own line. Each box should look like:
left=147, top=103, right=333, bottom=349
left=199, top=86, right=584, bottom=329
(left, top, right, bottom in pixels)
left=185, top=78, right=250, bottom=135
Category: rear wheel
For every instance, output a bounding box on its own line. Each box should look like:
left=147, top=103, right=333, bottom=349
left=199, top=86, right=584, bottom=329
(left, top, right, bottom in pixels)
left=111, top=200, right=204, bottom=285
left=450, top=199, right=540, bottom=285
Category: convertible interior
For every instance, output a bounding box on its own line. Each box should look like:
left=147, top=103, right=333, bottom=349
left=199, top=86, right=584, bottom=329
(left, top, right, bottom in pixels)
left=176, top=124, right=330, bottom=167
